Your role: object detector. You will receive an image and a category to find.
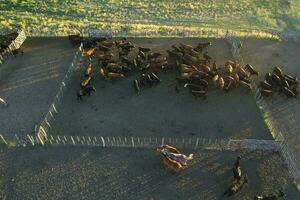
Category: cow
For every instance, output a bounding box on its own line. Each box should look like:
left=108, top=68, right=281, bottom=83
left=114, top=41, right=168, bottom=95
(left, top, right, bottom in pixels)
left=133, top=79, right=140, bottom=94
left=77, top=85, right=96, bottom=101
left=245, top=64, right=259, bottom=76
left=107, top=72, right=125, bottom=80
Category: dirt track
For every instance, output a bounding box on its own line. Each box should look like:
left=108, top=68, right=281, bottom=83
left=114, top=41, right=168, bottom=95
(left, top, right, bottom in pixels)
left=0, top=147, right=299, bottom=200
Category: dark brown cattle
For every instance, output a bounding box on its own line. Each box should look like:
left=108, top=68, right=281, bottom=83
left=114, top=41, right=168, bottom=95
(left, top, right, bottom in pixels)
left=77, top=85, right=96, bottom=101
left=183, top=54, right=198, bottom=65
left=184, top=83, right=203, bottom=91
left=171, top=44, right=182, bottom=52
left=190, top=78, right=208, bottom=91
left=107, top=72, right=125, bottom=80
left=98, top=43, right=110, bottom=51
left=192, top=71, right=210, bottom=80
left=273, top=67, right=284, bottom=79
left=260, top=81, right=272, bottom=90
left=140, top=63, right=150, bottom=72
left=265, top=73, right=273, bottom=85
left=244, top=64, right=259, bottom=76
left=191, top=90, right=207, bottom=100
left=150, top=72, right=161, bottom=82
left=133, top=79, right=140, bottom=94
left=194, top=42, right=211, bottom=52
left=101, top=41, right=115, bottom=47
left=238, top=67, right=250, bottom=78
left=281, top=79, right=290, bottom=89
left=284, top=74, right=298, bottom=86
left=179, top=43, right=194, bottom=51
left=138, top=46, right=151, bottom=52
left=197, top=64, right=211, bottom=73
left=203, top=52, right=212, bottom=60
left=260, top=89, right=273, bottom=97
left=239, top=80, right=252, bottom=90
left=225, top=76, right=237, bottom=87
left=292, top=85, right=298, bottom=96
left=283, top=86, right=296, bottom=98
left=148, top=52, right=163, bottom=59
left=271, top=74, right=282, bottom=87
left=238, top=73, right=251, bottom=84
left=166, top=50, right=183, bottom=59
left=121, top=56, right=131, bottom=65
left=224, top=80, right=233, bottom=92
left=138, top=50, right=146, bottom=60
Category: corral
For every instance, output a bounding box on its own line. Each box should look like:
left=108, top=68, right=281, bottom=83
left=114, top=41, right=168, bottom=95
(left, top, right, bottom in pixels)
left=50, top=38, right=271, bottom=140
left=0, top=35, right=299, bottom=200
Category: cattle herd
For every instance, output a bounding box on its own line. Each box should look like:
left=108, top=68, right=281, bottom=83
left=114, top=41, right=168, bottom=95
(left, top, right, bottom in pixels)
left=259, top=67, right=298, bottom=98
left=69, top=35, right=298, bottom=102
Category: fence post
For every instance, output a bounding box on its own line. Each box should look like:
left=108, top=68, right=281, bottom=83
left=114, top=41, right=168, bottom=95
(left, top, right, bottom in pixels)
left=0, top=134, right=7, bottom=145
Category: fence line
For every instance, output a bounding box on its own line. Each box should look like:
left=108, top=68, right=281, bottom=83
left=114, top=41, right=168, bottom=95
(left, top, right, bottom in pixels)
left=36, top=43, right=84, bottom=144
left=226, top=35, right=300, bottom=186
left=1, top=133, right=279, bottom=151
left=0, top=30, right=27, bottom=65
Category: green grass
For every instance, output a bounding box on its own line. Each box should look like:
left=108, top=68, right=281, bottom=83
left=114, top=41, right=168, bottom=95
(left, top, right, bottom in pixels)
left=0, top=0, right=299, bottom=38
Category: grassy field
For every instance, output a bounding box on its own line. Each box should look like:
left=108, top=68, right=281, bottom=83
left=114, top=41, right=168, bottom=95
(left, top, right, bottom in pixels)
left=0, top=0, right=299, bottom=38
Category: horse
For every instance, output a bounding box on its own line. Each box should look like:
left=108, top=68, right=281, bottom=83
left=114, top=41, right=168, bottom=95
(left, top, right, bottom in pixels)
left=77, top=85, right=96, bottom=101
left=222, top=174, right=248, bottom=198
left=232, top=156, right=242, bottom=181
left=156, top=144, right=193, bottom=173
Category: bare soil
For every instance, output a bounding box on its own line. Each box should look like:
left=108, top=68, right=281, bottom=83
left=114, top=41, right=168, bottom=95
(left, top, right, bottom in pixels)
left=50, top=38, right=271, bottom=140
left=0, top=147, right=299, bottom=200
left=0, top=37, right=76, bottom=138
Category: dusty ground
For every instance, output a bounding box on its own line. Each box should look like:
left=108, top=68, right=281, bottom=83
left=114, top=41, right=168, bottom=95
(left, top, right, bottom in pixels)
left=50, top=38, right=271, bottom=140
left=241, top=38, right=300, bottom=163
left=0, top=146, right=299, bottom=200
left=1, top=38, right=299, bottom=199
left=0, top=37, right=76, bottom=138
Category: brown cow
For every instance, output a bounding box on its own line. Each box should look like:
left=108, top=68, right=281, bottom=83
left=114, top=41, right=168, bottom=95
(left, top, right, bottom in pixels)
left=107, top=72, right=125, bottom=80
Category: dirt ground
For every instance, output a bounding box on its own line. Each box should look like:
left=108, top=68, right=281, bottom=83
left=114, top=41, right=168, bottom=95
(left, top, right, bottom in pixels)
left=0, top=37, right=76, bottom=138
left=50, top=38, right=271, bottom=140
left=240, top=38, right=300, bottom=163
left=0, top=146, right=299, bottom=200
left=1, top=38, right=299, bottom=199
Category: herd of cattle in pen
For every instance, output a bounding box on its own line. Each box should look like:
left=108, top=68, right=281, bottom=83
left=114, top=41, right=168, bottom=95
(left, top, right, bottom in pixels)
left=68, top=35, right=298, bottom=101
left=156, top=145, right=285, bottom=199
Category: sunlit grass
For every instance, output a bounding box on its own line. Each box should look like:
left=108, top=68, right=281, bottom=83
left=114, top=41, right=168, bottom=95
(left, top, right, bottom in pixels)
left=0, top=1, right=299, bottom=37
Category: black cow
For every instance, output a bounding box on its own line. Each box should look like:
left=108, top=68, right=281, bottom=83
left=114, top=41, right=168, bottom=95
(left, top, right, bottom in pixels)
left=77, top=85, right=96, bottom=101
